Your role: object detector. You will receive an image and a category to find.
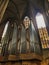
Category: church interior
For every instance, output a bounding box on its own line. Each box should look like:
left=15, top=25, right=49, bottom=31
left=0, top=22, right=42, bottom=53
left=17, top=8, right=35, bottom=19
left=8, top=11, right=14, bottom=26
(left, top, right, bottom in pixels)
left=0, top=0, right=49, bottom=65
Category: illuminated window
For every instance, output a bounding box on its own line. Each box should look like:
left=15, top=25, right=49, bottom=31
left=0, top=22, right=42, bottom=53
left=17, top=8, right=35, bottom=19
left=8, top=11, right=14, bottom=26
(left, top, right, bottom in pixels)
left=36, top=13, right=49, bottom=49
left=2, top=21, right=9, bottom=38
left=48, top=10, right=49, bottom=13
left=35, top=12, right=46, bottom=29
left=23, top=16, right=30, bottom=29
left=48, top=0, right=49, bottom=2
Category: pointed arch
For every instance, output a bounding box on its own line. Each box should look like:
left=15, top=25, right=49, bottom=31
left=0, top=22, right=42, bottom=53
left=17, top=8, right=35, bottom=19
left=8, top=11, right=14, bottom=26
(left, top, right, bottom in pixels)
left=35, top=12, right=46, bottom=29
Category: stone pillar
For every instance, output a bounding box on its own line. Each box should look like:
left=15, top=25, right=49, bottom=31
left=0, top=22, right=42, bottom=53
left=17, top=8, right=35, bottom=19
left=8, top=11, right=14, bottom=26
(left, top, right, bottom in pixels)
left=0, top=0, right=9, bottom=22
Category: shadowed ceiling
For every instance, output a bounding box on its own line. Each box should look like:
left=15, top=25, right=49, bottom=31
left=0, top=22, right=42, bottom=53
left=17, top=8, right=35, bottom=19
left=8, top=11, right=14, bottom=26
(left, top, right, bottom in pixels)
left=0, top=0, right=49, bottom=39
left=1, top=0, right=45, bottom=24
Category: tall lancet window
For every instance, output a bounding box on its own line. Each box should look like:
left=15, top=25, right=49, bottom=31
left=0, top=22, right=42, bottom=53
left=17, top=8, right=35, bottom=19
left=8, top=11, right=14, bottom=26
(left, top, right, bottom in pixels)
left=23, top=16, right=30, bottom=29
left=1, top=21, right=10, bottom=55
left=0, top=21, right=9, bottom=54
left=1, top=21, right=9, bottom=46
left=36, top=13, right=46, bottom=29
left=2, top=21, right=9, bottom=39
left=36, top=12, right=49, bottom=49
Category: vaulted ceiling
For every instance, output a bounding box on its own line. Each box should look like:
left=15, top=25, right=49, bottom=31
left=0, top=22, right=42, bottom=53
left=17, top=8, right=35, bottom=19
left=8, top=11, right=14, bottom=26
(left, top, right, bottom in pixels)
left=0, top=0, right=49, bottom=39
left=1, top=0, right=45, bottom=24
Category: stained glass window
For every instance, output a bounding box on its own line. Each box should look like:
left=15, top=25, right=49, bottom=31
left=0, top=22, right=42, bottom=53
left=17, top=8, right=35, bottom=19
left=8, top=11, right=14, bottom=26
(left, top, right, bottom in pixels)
left=36, top=12, right=49, bottom=49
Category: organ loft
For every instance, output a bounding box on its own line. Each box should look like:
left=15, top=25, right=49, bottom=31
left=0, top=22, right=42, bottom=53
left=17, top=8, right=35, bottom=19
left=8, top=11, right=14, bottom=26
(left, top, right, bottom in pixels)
left=0, top=0, right=49, bottom=65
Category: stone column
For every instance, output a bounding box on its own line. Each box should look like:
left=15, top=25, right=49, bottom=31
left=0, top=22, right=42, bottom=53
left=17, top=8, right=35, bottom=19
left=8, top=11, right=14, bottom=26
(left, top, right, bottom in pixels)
left=0, top=0, right=9, bottom=22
